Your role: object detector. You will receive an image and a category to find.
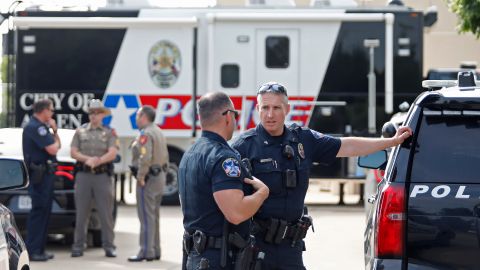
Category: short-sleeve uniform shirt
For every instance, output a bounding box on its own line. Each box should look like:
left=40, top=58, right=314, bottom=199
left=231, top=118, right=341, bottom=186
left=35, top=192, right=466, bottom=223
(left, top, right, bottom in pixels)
left=232, top=124, right=341, bottom=222
left=178, top=131, right=249, bottom=237
left=22, top=116, right=55, bottom=165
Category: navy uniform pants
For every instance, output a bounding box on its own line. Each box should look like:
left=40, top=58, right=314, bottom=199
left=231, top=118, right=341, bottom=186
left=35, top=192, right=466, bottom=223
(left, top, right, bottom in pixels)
left=256, top=237, right=306, bottom=270
left=26, top=173, right=54, bottom=255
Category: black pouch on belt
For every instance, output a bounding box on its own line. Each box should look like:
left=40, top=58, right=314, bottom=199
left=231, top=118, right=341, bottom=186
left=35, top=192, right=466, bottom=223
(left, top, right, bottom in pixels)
left=29, top=162, right=46, bottom=184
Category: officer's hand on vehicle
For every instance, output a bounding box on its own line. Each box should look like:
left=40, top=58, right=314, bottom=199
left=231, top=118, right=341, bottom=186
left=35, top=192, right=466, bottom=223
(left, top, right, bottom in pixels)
left=392, top=126, right=413, bottom=145
left=244, top=177, right=269, bottom=198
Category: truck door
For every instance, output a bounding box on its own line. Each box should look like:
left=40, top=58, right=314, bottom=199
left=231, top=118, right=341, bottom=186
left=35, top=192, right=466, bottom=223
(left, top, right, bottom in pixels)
left=255, top=29, right=299, bottom=95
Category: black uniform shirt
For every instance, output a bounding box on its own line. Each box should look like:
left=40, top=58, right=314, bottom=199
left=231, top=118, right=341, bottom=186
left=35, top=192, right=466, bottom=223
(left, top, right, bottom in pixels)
left=232, top=124, right=341, bottom=222
left=179, top=131, right=249, bottom=237
left=22, top=116, right=55, bottom=165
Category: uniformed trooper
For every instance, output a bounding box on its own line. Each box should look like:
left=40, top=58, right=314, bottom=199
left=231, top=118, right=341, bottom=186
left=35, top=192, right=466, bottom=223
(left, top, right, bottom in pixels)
left=128, top=105, right=169, bottom=262
left=22, top=99, right=61, bottom=262
left=231, top=82, right=413, bottom=270
left=70, top=99, right=118, bottom=258
left=178, top=92, right=269, bottom=270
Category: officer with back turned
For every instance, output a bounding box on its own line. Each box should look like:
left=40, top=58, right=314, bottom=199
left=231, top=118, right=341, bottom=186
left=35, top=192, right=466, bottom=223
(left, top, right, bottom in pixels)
left=128, top=105, right=169, bottom=262
left=231, top=82, right=413, bottom=269
left=22, top=99, right=61, bottom=261
left=179, top=92, right=270, bottom=269
left=70, top=99, right=118, bottom=258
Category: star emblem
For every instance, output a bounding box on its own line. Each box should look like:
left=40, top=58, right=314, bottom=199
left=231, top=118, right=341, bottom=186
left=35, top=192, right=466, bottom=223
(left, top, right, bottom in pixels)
left=103, top=95, right=139, bottom=137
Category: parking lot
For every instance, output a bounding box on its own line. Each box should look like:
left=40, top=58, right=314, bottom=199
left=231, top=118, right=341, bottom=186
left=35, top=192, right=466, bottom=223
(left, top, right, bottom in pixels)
left=30, top=182, right=365, bottom=270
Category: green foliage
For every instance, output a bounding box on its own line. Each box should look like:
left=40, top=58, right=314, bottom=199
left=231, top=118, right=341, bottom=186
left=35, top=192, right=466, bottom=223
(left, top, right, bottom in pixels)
left=448, top=0, right=480, bottom=39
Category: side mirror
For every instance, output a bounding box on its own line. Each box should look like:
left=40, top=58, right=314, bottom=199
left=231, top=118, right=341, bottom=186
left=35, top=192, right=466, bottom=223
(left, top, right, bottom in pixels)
left=0, top=159, right=29, bottom=190
left=358, top=150, right=387, bottom=170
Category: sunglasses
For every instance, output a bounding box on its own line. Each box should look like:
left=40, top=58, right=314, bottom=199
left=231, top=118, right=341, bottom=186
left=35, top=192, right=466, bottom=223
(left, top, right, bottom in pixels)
left=257, top=83, right=288, bottom=96
left=222, top=109, right=240, bottom=121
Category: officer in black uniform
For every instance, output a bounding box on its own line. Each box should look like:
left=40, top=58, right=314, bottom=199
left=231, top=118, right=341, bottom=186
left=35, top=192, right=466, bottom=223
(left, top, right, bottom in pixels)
left=231, top=82, right=413, bottom=269
left=22, top=99, right=61, bottom=262
left=178, top=92, right=269, bottom=269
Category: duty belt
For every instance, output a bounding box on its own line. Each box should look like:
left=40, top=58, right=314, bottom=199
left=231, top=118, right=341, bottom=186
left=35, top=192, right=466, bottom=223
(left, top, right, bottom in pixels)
left=253, top=216, right=313, bottom=247
left=183, top=231, right=248, bottom=254
left=76, top=163, right=110, bottom=175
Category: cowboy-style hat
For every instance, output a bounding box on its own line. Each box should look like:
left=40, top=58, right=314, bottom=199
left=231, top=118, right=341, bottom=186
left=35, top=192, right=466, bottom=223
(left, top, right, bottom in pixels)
left=88, top=99, right=111, bottom=115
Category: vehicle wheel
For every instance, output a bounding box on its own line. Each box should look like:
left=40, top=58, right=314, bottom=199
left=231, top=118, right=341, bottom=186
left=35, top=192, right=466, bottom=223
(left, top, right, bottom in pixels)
left=161, top=149, right=182, bottom=205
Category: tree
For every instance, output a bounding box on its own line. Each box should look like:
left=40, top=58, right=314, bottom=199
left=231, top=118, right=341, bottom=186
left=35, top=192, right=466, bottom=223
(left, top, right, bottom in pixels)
left=448, top=0, right=480, bottom=39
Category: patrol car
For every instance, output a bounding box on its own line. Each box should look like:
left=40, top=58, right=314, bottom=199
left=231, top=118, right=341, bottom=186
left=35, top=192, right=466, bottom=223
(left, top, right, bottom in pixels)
left=359, top=71, right=480, bottom=269
left=0, top=128, right=115, bottom=247
left=0, top=158, right=30, bottom=270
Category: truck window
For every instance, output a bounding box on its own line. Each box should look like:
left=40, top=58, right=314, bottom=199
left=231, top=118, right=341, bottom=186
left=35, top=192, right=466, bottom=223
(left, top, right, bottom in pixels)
left=411, top=113, right=480, bottom=183
left=221, top=64, right=239, bottom=88
left=265, top=36, right=289, bottom=68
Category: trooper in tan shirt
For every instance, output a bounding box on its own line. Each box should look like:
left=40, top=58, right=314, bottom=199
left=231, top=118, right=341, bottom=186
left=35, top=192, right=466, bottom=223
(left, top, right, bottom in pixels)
left=128, top=105, right=169, bottom=262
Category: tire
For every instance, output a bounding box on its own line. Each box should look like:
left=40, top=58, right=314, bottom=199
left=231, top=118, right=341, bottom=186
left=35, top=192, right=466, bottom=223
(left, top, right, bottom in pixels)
left=161, top=149, right=182, bottom=205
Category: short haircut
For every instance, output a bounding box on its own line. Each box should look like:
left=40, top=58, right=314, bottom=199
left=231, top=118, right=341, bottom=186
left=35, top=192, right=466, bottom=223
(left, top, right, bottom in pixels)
left=33, top=99, right=53, bottom=114
left=139, top=105, right=156, bottom=123
left=198, top=92, right=232, bottom=127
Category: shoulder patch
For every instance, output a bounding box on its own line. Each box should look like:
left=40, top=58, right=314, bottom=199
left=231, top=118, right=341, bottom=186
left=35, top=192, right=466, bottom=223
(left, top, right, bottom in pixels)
left=139, top=135, right=148, bottom=145
left=37, top=126, right=48, bottom=136
left=222, top=158, right=241, bottom=177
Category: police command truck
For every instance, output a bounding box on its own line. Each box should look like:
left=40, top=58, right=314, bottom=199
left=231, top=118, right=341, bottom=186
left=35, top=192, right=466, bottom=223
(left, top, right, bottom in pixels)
left=1, top=1, right=436, bottom=204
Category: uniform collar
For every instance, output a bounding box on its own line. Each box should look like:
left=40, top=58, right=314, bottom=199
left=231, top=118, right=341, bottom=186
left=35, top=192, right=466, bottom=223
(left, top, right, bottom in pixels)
left=201, top=130, right=229, bottom=146
left=86, top=123, right=105, bottom=131
left=256, top=124, right=298, bottom=145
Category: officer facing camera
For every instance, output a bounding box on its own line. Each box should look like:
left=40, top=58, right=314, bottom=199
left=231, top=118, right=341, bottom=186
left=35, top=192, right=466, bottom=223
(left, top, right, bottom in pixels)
left=70, top=99, right=118, bottom=258
left=178, top=92, right=269, bottom=269
left=22, top=99, right=61, bottom=261
left=232, top=82, right=413, bottom=269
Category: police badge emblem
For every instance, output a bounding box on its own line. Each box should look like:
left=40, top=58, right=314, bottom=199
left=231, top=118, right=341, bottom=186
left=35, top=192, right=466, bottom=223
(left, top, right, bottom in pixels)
left=222, top=158, right=241, bottom=177
left=298, top=143, right=305, bottom=159
left=148, top=40, right=181, bottom=89
left=37, top=126, right=48, bottom=136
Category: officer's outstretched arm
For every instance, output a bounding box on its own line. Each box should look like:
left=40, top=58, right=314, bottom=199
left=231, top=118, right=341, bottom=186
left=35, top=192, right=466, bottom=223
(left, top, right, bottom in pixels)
left=213, top=179, right=269, bottom=225
left=337, top=126, right=412, bottom=157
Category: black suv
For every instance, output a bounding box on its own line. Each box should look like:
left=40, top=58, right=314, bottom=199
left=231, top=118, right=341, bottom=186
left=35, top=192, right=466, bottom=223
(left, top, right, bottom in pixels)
left=359, top=71, right=480, bottom=269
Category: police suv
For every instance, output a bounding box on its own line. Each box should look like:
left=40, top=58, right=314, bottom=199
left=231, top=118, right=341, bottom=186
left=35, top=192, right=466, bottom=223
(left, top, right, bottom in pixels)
left=359, top=71, right=480, bottom=269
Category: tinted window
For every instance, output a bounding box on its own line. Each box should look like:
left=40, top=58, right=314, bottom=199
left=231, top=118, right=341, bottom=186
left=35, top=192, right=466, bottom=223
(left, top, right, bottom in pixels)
left=411, top=113, right=480, bottom=183
left=266, top=36, right=289, bottom=68
left=221, top=64, right=239, bottom=88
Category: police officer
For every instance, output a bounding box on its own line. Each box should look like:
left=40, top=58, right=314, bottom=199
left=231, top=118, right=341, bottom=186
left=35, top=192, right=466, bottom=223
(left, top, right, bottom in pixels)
left=179, top=92, right=270, bottom=269
left=70, top=99, right=118, bottom=258
left=231, top=82, right=413, bottom=270
left=22, top=99, right=61, bottom=261
left=128, top=105, right=169, bottom=262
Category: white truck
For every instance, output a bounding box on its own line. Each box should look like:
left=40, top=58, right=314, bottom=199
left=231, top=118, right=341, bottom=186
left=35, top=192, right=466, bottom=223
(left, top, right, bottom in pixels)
left=1, top=2, right=435, bottom=204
